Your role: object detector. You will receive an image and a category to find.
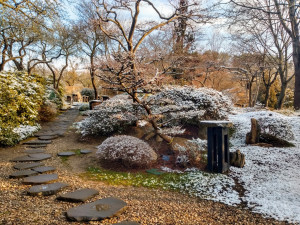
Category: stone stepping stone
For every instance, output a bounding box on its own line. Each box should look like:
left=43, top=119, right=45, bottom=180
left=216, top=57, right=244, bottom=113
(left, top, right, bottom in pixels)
left=9, top=170, right=38, bottom=178
left=24, top=149, right=45, bottom=154
left=11, top=153, right=51, bottom=162
left=80, top=150, right=92, bottom=154
left=23, top=140, right=51, bottom=145
left=32, top=166, right=56, bottom=173
left=66, top=197, right=127, bottom=222
left=57, top=188, right=99, bottom=202
left=26, top=144, right=47, bottom=148
left=14, top=162, right=44, bottom=170
left=57, top=152, right=75, bottom=157
left=38, top=135, right=58, bottom=140
left=113, top=221, right=140, bottom=225
left=22, top=174, right=58, bottom=184
left=28, top=182, right=68, bottom=196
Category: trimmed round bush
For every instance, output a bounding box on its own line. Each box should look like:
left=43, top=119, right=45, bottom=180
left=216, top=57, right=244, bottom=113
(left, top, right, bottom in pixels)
left=81, top=88, right=95, bottom=100
left=96, top=135, right=157, bottom=168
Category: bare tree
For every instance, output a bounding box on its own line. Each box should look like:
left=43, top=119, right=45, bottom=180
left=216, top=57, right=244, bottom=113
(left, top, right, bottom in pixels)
left=229, top=0, right=300, bottom=109
left=76, top=0, right=108, bottom=99
left=92, top=0, right=206, bottom=144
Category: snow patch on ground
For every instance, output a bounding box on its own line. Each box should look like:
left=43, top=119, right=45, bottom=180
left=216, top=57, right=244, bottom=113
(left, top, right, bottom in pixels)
left=229, top=112, right=300, bottom=223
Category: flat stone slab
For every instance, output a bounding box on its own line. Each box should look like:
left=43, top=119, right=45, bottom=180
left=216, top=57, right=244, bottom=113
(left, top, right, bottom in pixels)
left=24, top=149, right=46, bottom=154
left=57, top=188, right=99, bottom=202
left=38, top=135, right=58, bottom=140
left=32, top=166, right=56, bottom=173
left=27, top=182, right=68, bottom=196
left=57, top=152, right=75, bottom=157
left=25, top=144, right=47, bottom=148
left=23, top=140, right=51, bottom=145
left=11, top=153, right=51, bottom=162
left=113, top=221, right=140, bottom=225
left=66, top=197, right=127, bottom=222
left=14, top=162, right=44, bottom=170
left=80, top=150, right=92, bottom=154
left=9, top=170, right=38, bottom=178
left=22, top=174, right=58, bottom=184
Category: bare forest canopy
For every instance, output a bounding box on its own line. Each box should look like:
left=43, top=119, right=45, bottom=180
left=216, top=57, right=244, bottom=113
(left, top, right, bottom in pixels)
left=0, top=0, right=299, bottom=109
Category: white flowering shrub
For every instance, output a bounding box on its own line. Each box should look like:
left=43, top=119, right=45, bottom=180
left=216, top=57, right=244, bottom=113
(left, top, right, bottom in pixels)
left=147, top=86, right=233, bottom=126
left=76, top=87, right=233, bottom=137
left=0, top=72, right=45, bottom=146
left=75, top=95, right=145, bottom=136
left=96, top=135, right=157, bottom=168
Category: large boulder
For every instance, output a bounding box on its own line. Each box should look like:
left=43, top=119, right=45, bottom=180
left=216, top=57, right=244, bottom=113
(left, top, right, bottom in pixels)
left=96, top=135, right=157, bottom=168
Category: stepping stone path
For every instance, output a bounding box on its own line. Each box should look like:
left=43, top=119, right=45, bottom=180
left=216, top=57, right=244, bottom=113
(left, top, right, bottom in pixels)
left=9, top=170, right=38, bottom=178
left=66, top=197, right=127, bottom=222
left=28, top=182, right=69, bottom=196
left=23, top=174, right=58, bottom=184
left=32, top=166, right=56, bottom=173
left=80, top=149, right=92, bottom=154
left=57, top=188, right=99, bottom=202
left=14, top=162, right=44, bottom=170
left=11, top=153, right=52, bottom=162
left=24, top=149, right=45, bottom=154
left=7, top=108, right=131, bottom=223
left=57, top=151, right=75, bottom=157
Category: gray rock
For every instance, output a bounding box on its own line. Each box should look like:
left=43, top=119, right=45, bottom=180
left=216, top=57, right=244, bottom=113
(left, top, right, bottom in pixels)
left=24, top=149, right=46, bottom=154
left=113, top=221, right=140, bottom=225
left=80, top=150, right=92, bottom=154
left=14, top=162, right=44, bottom=170
left=11, top=153, right=51, bottom=162
left=22, top=174, right=58, bottom=184
left=25, top=145, right=47, bottom=148
left=38, top=135, right=58, bottom=140
left=9, top=170, right=38, bottom=178
left=27, top=182, right=68, bottom=196
left=23, top=140, right=52, bottom=145
left=230, top=150, right=245, bottom=168
left=66, top=197, right=127, bottom=221
left=57, top=152, right=75, bottom=157
left=57, top=188, right=99, bottom=202
left=32, top=166, right=56, bottom=173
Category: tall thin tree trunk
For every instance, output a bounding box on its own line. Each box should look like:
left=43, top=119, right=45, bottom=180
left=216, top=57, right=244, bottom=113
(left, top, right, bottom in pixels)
left=277, top=83, right=287, bottom=109
left=293, top=54, right=300, bottom=109
left=264, top=85, right=271, bottom=107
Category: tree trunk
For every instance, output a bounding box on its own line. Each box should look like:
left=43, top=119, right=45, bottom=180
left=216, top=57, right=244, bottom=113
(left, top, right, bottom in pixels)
left=294, top=56, right=300, bottom=109
left=264, top=85, right=271, bottom=107
left=276, top=82, right=287, bottom=109
left=91, top=71, right=98, bottom=100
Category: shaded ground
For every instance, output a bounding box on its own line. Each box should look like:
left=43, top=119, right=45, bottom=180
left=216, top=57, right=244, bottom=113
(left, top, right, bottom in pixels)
left=0, top=109, right=294, bottom=224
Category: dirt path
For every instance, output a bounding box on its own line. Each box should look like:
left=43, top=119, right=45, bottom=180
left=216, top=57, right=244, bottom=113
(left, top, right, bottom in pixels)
left=0, top=109, right=293, bottom=225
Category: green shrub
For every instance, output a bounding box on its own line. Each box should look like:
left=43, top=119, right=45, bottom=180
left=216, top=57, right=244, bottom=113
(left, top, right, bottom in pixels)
left=0, top=71, right=45, bottom=146
left=81, top=88, right=95, bottom=100
left=79, top=104, right=90, bottom=111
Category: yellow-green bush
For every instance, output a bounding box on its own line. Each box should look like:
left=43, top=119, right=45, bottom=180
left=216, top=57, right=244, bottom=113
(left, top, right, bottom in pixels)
left=0, top=72, right=45, bottom=146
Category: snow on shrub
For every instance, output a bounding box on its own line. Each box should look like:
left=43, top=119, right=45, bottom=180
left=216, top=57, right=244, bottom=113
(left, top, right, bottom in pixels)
left=96, top=135, right=157, bottom=168
left=76, top=87, right=233, bottom=136
left=0, top=71, right=45, bottom=146
left=229, top=111, right=294, bottom=146
left=75, top=95, right=145, bottom=136
left=147, top=86, right=233, bottom=126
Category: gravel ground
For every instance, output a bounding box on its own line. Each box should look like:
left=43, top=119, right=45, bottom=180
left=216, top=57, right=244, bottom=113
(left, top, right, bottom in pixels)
left=0, top=114, right=293, bottom=225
